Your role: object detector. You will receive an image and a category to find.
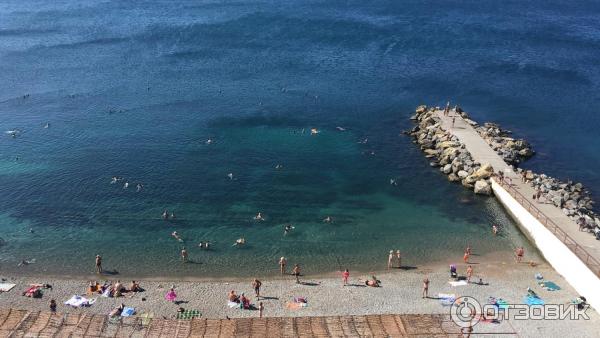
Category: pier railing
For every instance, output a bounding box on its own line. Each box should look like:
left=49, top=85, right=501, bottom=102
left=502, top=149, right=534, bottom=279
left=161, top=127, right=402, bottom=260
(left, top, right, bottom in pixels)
left=496, top=177, right=600, bottom=278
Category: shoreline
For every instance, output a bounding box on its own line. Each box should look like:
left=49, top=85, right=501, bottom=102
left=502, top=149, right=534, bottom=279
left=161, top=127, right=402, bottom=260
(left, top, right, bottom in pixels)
left=2, top=251, right=599, bottom=337
left=1, top=249, right=528, bottom=282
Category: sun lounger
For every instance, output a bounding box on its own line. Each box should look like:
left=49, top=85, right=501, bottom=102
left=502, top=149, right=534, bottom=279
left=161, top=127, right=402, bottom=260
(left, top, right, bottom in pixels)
left=121, top=307, right=136, bottom=317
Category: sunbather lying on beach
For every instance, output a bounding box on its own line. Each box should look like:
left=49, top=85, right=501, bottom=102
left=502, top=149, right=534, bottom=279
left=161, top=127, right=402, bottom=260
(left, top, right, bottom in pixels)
left=228, top=290, right=240, bottom=303
left=365, top=276, right=381, bottom=287
left=109, top=304, right=125, bottom=318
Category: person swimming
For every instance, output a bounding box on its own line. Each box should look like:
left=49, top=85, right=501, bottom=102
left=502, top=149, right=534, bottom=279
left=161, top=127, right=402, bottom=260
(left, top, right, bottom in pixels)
left=227, top=173, right=233, bottom=180
left=336, top=126, right=346, bottom=131
left=254, top=213, right=264, bottom=221
left=275, top=164, right=283, bottom=169
left=233, top=238, right=246, bottom=246
left=206, top=139, right=213, bottom=144
left=198, top=241, right=211, bottom=249
left=44, top=123, right=50, bottom=129
left=162, top=210, right=169, bottom=220
left=136, top=183, right=143, bottom=192
left=358, top=138, right=368, bottom=144
left=284, top=224, right=295, bottom=236
left=123, top=182, right=129, bottom=189
left=310, top=128, right=319, bottom=135
left=390, top=179, right=397, bottom=186
left=171, top=231, right=183, bottom=242
left=323, top=216, right=332, bottom=223
left=111, top=177, right=118, bottom=184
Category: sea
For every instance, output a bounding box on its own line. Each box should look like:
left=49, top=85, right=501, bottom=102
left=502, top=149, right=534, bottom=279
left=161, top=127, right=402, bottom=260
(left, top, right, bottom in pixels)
left=0, top=0, right=599, bottom=278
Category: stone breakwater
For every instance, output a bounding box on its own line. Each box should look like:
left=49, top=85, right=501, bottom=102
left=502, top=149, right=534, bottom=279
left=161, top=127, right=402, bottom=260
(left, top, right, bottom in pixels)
left=521, top=169, right=599, bottom=229
left=409, top=104, right=599, bottom=236
left=409, top=105, right=494, bottom=195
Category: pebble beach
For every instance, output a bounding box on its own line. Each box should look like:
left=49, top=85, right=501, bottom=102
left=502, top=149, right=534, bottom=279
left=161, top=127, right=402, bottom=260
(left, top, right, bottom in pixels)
left=2, top=252, right=600, bottom=337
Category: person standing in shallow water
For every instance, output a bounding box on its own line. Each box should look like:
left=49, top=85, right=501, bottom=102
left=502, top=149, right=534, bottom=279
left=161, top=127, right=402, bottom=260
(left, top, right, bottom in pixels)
left=396, top=250, right=402, bottom=268
left=181, top=247, right=188, bottom=263
left=279, top=257, right=287, bottom=275
left=95, top=255, right=102, bottom=274
left=387, top=250, right=394, bottom=270
left=515, top=247, right=524, bottom=263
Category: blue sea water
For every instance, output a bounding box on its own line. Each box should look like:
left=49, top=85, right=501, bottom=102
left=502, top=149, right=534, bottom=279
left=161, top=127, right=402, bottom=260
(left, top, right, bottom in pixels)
left=0, top=0, right=599, bottom=277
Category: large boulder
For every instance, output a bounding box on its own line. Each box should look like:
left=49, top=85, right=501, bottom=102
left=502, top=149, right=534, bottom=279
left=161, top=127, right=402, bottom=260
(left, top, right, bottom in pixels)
left=474, top=180, right=492, bottom=195
left=415, top=105, right=427, bottom=114
left=471, top=163, right=494, bottom=180
left=457, top=170, right=469, bottom=179
left=442, top=164, right=453, bottom=174
left=448, top=173, right=460, bottom=182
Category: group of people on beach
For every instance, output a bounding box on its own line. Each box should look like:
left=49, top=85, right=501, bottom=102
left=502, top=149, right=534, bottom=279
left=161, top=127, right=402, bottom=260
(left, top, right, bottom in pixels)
left=87, top=280, right=142, bottom=298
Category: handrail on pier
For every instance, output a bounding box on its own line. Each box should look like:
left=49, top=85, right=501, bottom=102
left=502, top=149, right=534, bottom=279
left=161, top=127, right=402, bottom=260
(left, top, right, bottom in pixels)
left=495, top=177, right=600, bottom=278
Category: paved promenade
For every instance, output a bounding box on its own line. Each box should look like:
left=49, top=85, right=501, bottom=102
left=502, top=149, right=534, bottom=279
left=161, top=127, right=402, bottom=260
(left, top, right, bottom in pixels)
left=435, top=109, right=600, bottom=275
left=2, top=308, right=503, bottom=337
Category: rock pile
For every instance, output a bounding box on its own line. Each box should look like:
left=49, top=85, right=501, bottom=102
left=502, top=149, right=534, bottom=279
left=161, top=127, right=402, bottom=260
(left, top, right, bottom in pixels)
left=521, top=169, right=599, bottom=228
left=474, top=122, right=534, bottom=165
left=409, top=105, right=493, bottom=195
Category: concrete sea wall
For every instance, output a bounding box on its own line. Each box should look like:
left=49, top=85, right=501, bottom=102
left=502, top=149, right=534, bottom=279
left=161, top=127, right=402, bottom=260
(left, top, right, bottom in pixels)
left=492, top=179, right=600, bottom=310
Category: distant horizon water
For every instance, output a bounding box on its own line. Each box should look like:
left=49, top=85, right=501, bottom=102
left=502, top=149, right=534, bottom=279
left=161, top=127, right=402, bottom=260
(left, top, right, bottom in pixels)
left=0, top=0, right=598, bottom=277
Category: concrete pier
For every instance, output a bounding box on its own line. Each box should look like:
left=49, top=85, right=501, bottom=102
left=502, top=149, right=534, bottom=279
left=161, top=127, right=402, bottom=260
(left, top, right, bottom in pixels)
left=434, top=109, right=600, bottom=310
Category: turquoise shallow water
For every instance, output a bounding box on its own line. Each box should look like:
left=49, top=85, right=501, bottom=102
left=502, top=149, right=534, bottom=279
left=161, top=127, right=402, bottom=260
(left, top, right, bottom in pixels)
left=1, top=0, right=598, bottom=277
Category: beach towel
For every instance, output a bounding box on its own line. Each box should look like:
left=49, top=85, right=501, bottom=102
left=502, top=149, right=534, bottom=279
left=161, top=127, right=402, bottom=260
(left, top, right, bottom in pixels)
left=438, top=293, right=456, bottom=299
left=227, top=301, right=239, bottom=308
left=438, top=293, right=456, bottom=306
left=102, top=288, right=111, bottom=298
left=448, top=280, right=468, bottom=287
left=121, top=307, right=135, bottom=317
left=539, top=281, right=560, bottom=291
left=176, top=309, right=201, bottom=320
left=285, top=302, right=307, bottom=310
left=64, top=295, right=90, bottom=308
left=524, top=295, right=544, bottom=306
left=0, top=283, right=16, bottom=292
left=294, top=296, right=307, bottom=303
left=140, top=313, right=153, bottom=327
